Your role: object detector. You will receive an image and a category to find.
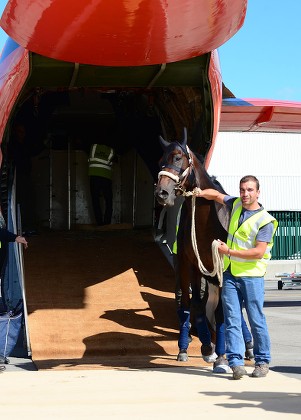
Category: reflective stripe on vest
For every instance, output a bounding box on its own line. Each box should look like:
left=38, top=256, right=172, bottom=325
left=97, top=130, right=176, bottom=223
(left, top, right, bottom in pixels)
left=223, top=198, right=278, bottom=277
left=88, top=144, right=114, bottom=179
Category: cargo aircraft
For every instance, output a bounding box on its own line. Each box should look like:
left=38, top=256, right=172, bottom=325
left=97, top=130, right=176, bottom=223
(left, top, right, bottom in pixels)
left=1, top=0, right=301, bottom=366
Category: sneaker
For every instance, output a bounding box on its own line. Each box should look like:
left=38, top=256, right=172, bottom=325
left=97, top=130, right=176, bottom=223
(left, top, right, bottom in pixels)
left=0, top=365, right=6, bottom=373
left=232, top=365, right=247, bottom=380
left=213, top=356, right=231, bottom=373
left=245, top=341, right=254, bottom=360
left=251, top=363, right=269, bottom=378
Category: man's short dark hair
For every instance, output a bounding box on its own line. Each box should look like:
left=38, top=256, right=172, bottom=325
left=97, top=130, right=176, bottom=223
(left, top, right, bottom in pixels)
left=240, top=175, right=260, bottom=191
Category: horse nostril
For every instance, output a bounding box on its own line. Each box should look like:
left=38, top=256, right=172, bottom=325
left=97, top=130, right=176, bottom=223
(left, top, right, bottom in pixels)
left=158, top=190, right=168, bottom=200
left=155, top=188, right=167, bottom=198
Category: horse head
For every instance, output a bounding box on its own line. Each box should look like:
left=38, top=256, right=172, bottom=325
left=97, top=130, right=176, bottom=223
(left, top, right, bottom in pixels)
left=155, top=128, right=193, bottom=206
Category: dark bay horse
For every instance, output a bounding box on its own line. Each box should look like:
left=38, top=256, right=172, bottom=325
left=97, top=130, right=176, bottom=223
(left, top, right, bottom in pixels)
left=155, top=129, right=231, bottom=372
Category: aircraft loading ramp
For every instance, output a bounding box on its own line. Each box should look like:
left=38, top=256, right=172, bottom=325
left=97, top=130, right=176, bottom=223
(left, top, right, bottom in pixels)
left=23, top=227, right=214, bottom=370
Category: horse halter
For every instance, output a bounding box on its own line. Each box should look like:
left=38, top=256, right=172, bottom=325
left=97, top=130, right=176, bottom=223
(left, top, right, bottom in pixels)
left=158, top=144, right=193, bottom=194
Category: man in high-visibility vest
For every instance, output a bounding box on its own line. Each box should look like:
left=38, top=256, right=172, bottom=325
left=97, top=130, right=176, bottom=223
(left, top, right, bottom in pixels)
left=173, top=208, right=254, bottom=370
left=196, top=175, right=278, bottom=380
left=88, top=143, right=115, bottom=226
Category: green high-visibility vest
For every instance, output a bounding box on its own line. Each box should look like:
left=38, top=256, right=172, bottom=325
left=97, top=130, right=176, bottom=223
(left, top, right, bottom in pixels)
left=88, top=144, right=114, bottom=179
left=224, top=198, right=278, bottom=277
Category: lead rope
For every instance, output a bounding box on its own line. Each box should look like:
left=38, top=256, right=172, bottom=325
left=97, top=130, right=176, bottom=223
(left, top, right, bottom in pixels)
left=183, top=188, right=224, bottom=286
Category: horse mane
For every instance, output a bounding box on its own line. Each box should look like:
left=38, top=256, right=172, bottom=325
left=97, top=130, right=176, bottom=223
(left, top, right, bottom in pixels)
left=192, top=152, right=227, bottom=194
left=211, top=175, right=228, bottom=195
left=192, top=150, right=230, bottom=232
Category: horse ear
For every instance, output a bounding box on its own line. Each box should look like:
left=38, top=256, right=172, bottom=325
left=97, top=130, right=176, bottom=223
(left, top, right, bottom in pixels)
left=159, top=135, right=170, bottom=150
left=181, top=127, right=187, bottom=146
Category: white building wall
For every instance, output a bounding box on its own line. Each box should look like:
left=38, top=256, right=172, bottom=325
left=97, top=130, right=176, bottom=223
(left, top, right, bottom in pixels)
left=208, top=132, right=301, bottom=211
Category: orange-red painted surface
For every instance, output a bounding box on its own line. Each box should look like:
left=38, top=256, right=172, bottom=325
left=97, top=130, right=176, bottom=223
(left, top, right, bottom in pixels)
left=220, top=98, right=301, bottom=133
left=1, top=0, right=247, bottom=66
left=205, top=49, right=222, bottom=169
left=0, top=44, right=29, bottom=163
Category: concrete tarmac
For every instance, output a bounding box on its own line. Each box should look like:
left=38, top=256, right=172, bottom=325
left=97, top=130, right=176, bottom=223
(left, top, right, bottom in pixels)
left=0, top=280, right=300, bottom=419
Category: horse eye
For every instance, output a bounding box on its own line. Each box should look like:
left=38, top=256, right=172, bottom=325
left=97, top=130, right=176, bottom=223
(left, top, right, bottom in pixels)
left=175, top=155, right=182, bottom=162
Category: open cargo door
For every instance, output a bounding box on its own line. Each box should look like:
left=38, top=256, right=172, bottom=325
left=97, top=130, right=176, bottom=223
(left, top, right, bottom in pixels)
left=1, top=0, right=247, bottom=66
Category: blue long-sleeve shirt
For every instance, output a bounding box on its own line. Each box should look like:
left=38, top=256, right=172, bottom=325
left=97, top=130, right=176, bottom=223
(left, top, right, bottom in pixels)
left=0, top=229, right=17, bottom=243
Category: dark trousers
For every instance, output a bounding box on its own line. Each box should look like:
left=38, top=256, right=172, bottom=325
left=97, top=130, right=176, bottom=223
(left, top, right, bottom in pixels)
left=89, top=176, right=113, bottom=225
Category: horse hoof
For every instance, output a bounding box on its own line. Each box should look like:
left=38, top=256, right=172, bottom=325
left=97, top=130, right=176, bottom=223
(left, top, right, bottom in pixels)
left=245, top=341, right=254, bottom=360
left=201, top=344, right=217, bottom=363
left=203, top=352, right=218, bottom=363
left=212, top=356, right=231, bottom=374
left=245, top=349, right=254, bottom=360
left=177, top=350, right=188, bottom=362
left=245, top=342, right=254, bottom=360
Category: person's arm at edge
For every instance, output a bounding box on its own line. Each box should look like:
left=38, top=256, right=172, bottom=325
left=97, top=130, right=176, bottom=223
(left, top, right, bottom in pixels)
left=0, top=229, right=28, bottom=249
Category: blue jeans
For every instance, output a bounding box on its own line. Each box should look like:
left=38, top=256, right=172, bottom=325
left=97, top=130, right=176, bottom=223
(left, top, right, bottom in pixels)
left=221, top=271, right=271, bottom=367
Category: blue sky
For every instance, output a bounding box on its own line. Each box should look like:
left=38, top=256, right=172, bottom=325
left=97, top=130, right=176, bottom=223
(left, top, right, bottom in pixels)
left=218, top=0, right=301, bottom=101
left=0, top=0, right=301, bottom=102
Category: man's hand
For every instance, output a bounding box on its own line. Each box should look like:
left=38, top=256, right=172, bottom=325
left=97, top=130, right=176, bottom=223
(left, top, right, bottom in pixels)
left=16, top=236, right=28, bottom=249
left=217, top=239, right=229, bottom=255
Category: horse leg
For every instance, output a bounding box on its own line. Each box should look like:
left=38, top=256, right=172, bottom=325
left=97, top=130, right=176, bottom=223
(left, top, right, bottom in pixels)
left=173, top=253, right=182, bottom=310
left=173, top=253, right=191, bottom=362
left=193, top=276, right=217, bottom=363
left=241, top=312, right=254, bottom=360
left=212, top=288, right=230, bottom=373
left=176, top=307, right=190, bottom=361
left=176, top=256, right=193, bottom=362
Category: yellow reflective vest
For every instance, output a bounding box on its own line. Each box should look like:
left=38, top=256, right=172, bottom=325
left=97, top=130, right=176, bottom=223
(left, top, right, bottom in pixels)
left=88, top=144, right=114, bottom=179
left=224, top=198, right=278, bottom=277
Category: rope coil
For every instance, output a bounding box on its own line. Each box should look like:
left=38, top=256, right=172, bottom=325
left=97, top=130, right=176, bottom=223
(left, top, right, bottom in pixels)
left=184, top=188, right=224, bottom=286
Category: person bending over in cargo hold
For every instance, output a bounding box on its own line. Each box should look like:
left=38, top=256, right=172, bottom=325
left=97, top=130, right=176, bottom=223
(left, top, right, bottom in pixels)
left=196, top=175, right=277, bottom=380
